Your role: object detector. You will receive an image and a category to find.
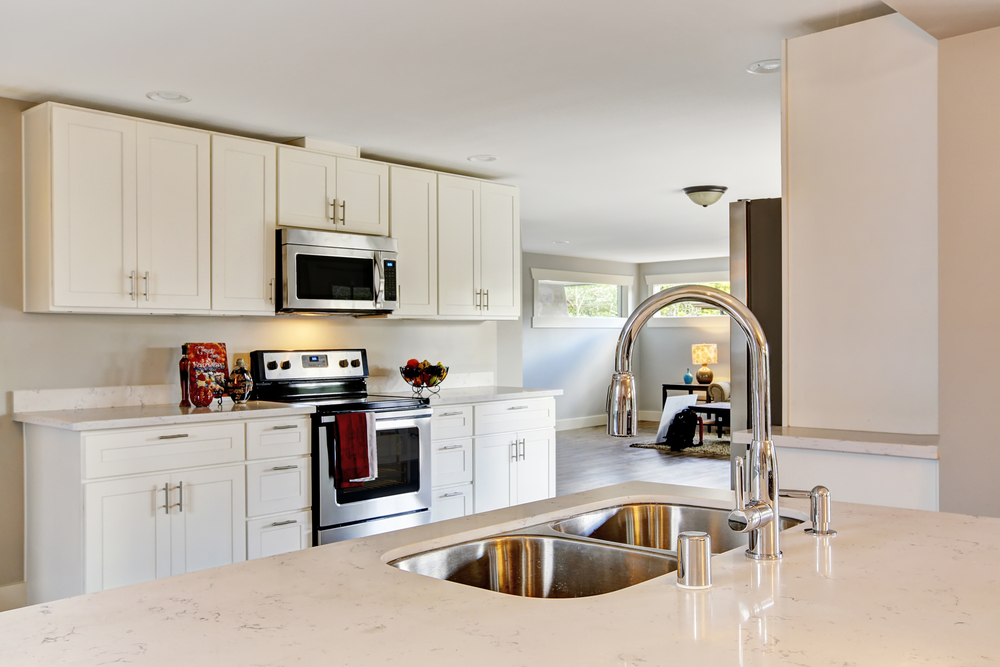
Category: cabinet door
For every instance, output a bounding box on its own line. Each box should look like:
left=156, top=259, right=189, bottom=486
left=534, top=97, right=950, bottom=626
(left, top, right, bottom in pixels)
left=211, top=136, right=276, bottom=314
left=169, top=465, right=246, bottom=576
left=337, top=157, right=389, bottom=236
left=479, top=183, right=520, bottom=317
left=136, top=122, right=211, bottom=311
left=84, top=474, right=171, bottom=593
left=438, top=175, right=481, bottom=315
left=515, top=429, right=555, bottom=505
left=473, top=434, right=515, bottom=513
left=389, top=166, right=437, bottom=316
left=277, top=146, right=338, bottom=230
left=431, top=483, right=474, bottom=523
left=51, top=106, right=137, bottom=309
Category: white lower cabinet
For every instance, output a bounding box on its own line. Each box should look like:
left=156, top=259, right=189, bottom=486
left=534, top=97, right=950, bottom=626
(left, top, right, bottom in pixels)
left=428, top=397, right=556, bottom=522
left=25, top=414, right=312, bottom=604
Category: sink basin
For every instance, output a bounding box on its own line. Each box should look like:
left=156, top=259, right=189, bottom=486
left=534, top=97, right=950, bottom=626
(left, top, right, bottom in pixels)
left=389, top=535, right=677, bottom=598
left=550, top=503, right=804, bottom=554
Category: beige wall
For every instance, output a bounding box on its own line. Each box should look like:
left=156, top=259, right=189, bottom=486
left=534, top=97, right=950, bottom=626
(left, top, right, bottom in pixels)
left=938, top=26, right=1000, bottom=517
left=784, top=14, right=939, bottom=434
left=0, top=97, right=499, bottom=587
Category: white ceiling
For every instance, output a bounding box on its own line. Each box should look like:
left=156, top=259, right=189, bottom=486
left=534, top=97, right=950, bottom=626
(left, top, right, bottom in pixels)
left=0, top=0, right=893, bottom=263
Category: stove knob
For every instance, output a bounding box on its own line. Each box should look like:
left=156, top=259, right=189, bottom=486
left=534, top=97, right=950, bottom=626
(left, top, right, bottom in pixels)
left=339, top=359, right=349, bottom=368
left=266, top=361, right=278, bottom=371
left=280, top=361, right=291, bottom=370
left=350, top=359, right=361, bottom=368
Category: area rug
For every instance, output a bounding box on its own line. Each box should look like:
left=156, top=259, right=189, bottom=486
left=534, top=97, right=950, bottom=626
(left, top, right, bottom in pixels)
left=630, top=436, right=731, bottom=460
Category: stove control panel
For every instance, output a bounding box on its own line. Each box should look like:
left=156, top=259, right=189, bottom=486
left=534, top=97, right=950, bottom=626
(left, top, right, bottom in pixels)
left=251, top=349, right=368, bottom=382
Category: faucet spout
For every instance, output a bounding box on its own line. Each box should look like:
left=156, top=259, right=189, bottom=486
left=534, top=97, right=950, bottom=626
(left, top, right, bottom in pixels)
left=608, top=285, right=781, bottom=560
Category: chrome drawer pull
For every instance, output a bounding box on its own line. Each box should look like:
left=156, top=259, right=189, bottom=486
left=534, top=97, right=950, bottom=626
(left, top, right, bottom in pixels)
left=440, top=492, right=463, bottom=498
left=439, top=411, right=463, bottom=417
left=271, top=465, right=299, bottom=471
left=272, top=424, right=299, bottom=430
left=158, top=433, right=189, bottom=440
left=270, top=519, right=297, bottom=527
left=439, top=444, right=464, bottom=451
left=507, top=406, right=529, bottom=411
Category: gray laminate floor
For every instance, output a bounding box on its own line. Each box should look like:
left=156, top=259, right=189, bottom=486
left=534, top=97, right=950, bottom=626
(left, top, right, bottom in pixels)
left=555, top=421, right=731, bottom=496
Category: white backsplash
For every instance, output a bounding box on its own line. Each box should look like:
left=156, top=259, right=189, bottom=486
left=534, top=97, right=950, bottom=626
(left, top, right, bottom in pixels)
left=13, top=385, right=180, bottom=413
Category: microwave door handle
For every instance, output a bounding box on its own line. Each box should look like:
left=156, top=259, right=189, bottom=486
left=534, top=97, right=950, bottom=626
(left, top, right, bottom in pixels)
left=373, top=253, right=384, bottom=308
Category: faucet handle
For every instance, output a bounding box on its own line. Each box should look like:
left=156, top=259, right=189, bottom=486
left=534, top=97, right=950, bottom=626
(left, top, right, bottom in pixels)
left=779, top=486, right=837, bottom=537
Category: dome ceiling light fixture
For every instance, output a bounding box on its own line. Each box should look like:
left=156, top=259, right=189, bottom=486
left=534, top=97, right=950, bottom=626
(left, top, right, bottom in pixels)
left=145, top=91, right=191, bottom=103
left=467, top=154, right=497, bottom=162
left=747, top=59, right=781, bottom=74
left=683, top=185, right=728, bottom=207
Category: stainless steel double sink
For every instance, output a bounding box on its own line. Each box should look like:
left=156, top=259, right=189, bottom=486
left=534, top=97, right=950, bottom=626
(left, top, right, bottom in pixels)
left=390, top=503, right=803, bottom=598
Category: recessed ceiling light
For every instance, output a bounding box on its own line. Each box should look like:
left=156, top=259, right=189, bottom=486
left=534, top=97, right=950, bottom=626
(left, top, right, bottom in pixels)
left=747, top=59, right=781, bottom=75
left=467, top=154, right=497, bottom=162
left=146, top=91, right=191, bottom=103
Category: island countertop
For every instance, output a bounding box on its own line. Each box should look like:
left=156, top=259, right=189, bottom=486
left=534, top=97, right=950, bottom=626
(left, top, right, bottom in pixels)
left=1, top=481, right=997, bottom=666
left=381, top=385, right=563, bottom=406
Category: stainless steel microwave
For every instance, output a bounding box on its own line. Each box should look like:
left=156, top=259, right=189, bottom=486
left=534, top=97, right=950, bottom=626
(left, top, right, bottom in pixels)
left=276, top=228, right=398, bottom=315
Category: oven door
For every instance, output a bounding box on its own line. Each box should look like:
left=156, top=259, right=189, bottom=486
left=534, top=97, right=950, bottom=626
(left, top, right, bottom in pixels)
left=316, top=407, right=432, bottom=532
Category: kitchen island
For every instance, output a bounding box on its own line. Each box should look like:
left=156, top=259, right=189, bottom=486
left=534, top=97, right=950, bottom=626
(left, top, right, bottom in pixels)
left=1, top=481, right=997, bottom=666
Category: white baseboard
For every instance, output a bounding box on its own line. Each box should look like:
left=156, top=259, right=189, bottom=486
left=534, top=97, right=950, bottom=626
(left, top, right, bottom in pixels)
left=639, top=410, right=661, bottom=422
left=555, top=415, right=607, bottom=431
left=0, top=581, right=27, bottom=612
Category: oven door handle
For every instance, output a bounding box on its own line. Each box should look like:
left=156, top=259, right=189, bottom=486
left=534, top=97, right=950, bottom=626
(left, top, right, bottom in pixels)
left=320, top=408, right=433, bottom=425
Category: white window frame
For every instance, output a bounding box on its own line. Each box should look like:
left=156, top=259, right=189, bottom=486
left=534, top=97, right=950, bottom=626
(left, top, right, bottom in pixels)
left=644, top=270, right=730, bottom=329
left=531, top=268, right=634, bottom=329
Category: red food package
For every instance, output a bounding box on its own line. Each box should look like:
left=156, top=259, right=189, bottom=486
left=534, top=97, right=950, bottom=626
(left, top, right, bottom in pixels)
left=182, top=343, right=229, bottom=406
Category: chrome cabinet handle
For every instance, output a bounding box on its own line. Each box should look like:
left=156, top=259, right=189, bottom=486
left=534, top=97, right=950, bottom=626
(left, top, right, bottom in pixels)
left=340, top=200, right=346, bottom=224
left=519, top=438, right=526, bottom=460
left=510, top=442, right=518, bottom=462
left=171, top=481, right=183, bottom=512
left=440, top=492, right=463, bottom=498
left=158, top=433, right=189, bottom=440
left=143, top=271, right=150, bottom=301
left=160, top=483, right=169, bottom=514
left=272, top=424, right=298, bottom=430
left=484, top=289, right=489, bottom=310
left=269, top=278, right=274, bottom=304
left=270, top=519, right=297, bottom=527
left=439, top=444, right=464, bottom=451
left=128, top=270, right=136, bottom=300
left=475, top=289, right=482, bottom=308
left=439, top=411, right=463, bottom=417
left=508, top=406, right=529, bottom=411
left=271, top=465, right=299, bottom=471
left=329, top=198, right=337, bottom=223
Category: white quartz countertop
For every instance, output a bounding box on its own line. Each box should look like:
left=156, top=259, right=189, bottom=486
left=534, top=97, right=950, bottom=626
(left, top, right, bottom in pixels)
left=733, top=426, right=939, bottom=459
left=382, top=385, right=563, bottom=406
left=2, top=481, right=997, bottom=666
left=12, top=401, right=315, bottom=431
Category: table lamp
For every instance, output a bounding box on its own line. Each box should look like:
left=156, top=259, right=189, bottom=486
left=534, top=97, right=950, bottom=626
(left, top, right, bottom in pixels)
left=692, top=344, right=718, bottom=384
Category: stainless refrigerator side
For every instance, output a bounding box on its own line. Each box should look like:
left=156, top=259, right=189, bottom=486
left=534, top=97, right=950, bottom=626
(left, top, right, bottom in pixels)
left=729, top=198, right=783, bottom=465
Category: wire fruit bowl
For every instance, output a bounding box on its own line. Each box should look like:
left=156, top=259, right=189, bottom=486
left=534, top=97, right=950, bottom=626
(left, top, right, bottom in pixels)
left=400, top=360, right=448, bottom=394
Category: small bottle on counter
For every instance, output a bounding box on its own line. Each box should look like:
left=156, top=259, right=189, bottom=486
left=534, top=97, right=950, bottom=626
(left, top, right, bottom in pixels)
left=228, top=358, right=253, bottom=404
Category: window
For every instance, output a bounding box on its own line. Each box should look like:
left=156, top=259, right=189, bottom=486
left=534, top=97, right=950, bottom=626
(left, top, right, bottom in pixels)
left=643, top=271, right=730, bottom=328
left=531, top=268, right=634, bottom=328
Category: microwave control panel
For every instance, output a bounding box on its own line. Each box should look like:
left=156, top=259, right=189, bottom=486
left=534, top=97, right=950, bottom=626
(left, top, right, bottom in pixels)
left=383, top=260, right=397, bottom=302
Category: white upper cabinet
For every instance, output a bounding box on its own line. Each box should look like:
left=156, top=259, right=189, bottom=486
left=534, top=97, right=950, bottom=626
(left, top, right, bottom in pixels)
left=211, top=135, right=277, bottom=315
left=437, top=175, right=520, bottom=319
left=277, top=147, right=388, bottom=236
left=389, top=166, right=438, bottom=316
left=136, top=123, right=212, bottom=311
left=23, top=103, right=211, bottom=314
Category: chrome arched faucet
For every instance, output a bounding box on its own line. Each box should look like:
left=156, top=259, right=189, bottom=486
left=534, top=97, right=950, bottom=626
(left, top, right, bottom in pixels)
left=607, top=285, right=782, bottom=560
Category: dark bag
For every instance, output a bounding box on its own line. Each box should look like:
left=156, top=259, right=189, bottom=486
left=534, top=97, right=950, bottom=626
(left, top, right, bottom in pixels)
left=665, top=408, right=699, bottom=451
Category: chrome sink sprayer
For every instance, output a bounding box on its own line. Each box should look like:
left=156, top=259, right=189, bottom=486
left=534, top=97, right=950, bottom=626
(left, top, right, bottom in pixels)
left=608, top=285, right=782, bottom=560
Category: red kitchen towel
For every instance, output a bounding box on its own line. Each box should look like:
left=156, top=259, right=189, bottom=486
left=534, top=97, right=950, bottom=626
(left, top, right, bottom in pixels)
left=334, top=412, right=376, bottom=489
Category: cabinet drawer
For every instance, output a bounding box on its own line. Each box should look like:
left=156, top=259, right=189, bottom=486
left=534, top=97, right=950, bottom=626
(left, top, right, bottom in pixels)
left=246, top=417, right=311, bottom=460
left=246, top=457, right=311, bottom=517
left=474, top=398, right=556, bottom=436
left=84, top=423, right=245, bottom=479
left=431, top=405, right=473, bottom=439
left=431, top=483, right=474, bottom=523
left=432, top=437, right=473, bottom=488
left=247, top=510, right=312, bottom=559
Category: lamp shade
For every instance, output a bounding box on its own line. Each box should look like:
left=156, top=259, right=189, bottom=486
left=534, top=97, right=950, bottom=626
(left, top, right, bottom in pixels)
left=691, top=344, right=718, bottom=365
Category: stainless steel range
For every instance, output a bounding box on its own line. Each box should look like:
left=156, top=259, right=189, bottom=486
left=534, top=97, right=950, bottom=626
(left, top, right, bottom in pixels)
left=249, top=349, right=432, bottom=545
